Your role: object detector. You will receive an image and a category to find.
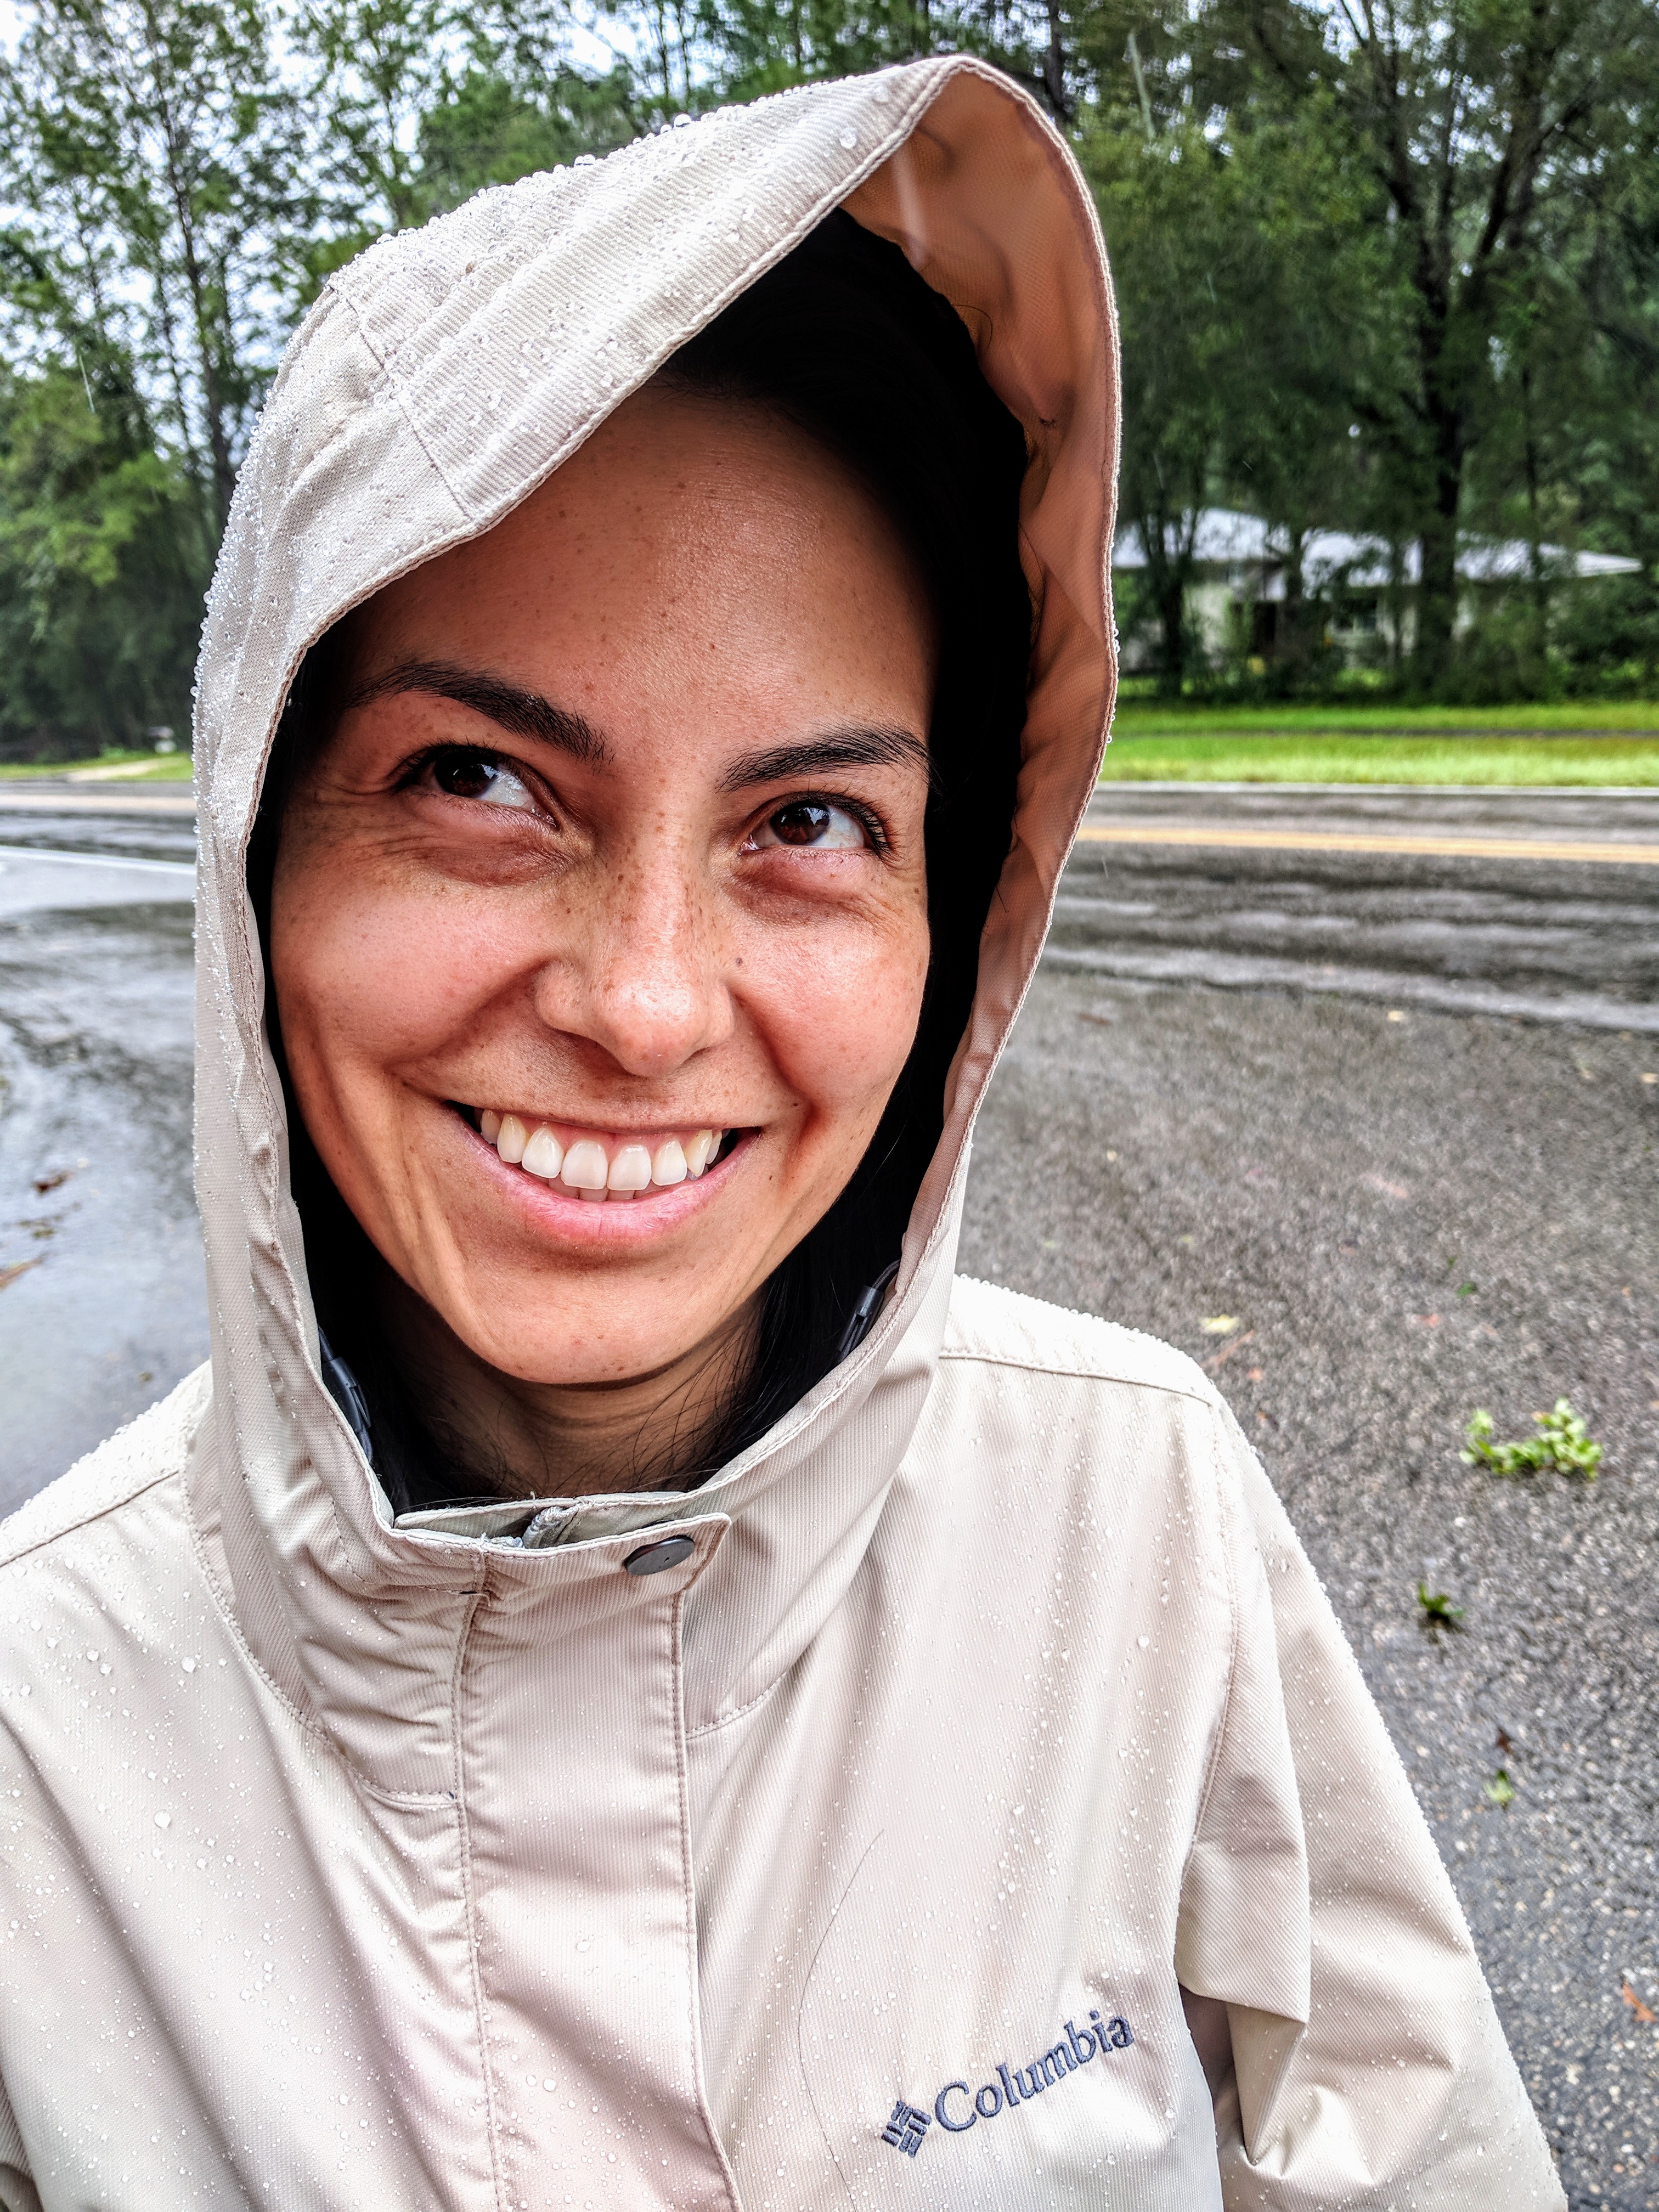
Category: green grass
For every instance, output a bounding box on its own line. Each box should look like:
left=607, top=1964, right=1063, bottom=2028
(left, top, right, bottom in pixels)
left=1102, top=724, right=1659, bottom=785
left=0, top=748, right=194, bottom=782
left=1109, top=695, right=1659, bottom=735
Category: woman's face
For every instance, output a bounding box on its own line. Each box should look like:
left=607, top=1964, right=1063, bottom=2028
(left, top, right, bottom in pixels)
left=271, top=385, right=936, bottom=1392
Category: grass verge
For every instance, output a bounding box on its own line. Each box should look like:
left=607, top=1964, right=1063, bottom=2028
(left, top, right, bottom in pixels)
left=1109, top=696, right=1659, bottom=735
left=1102, top=728, right=1659, bottom=785
left=0, top=750, right=194, bottom=783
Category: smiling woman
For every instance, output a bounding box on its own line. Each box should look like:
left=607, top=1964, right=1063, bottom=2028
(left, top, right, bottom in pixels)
left=0, top=57, right=1563, bottom=2212
left=256, top=212, right=1029, bottom=1506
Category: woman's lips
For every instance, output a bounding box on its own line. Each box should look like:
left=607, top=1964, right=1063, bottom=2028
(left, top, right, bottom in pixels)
left=468, top=1108, right=734, bottom=1202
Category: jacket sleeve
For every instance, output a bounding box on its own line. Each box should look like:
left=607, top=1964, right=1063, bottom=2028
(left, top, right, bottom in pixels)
left=1175, top=1397, right=1564, bottom=2212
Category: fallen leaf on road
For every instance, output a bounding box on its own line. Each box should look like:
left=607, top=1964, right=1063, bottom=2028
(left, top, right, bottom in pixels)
left=1200, top=1315, right=1239, bottom=1336
left=1202, top=1329, right=1255, bottom=1374
left=0, top=1259, right=42, bottom=1292
left=31, top=1168, right=71, bottom=1194
left=1483, top=1770, right=1516, bottom=1808
left=1363, top=1173, right=1410, bottom=1199
left=1621, top=1982, right=1656, bottom=2025
left=1410, top=1313, right=1442, bottom=1327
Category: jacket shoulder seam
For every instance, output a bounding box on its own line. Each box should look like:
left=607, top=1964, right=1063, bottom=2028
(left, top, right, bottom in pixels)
left=0, top=1458, right=178, bottom=1572
left=0, top=1368, right=212, bottom=1571
left=936, top=1344, right=1215, bottom=1406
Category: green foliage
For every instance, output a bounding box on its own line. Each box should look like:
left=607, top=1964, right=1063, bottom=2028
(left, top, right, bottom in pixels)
left=0, top=0, right=1654, bottom=748
left=0, top=363, right=204, bottom=758
left=1461, top=1400, right=1604, bottom=1481
left=1415, top=1582, right=1465, bottom=1629
left=1483, top=1769, right=1516, bottom=1808
left=415, top=68, right=640, bottom=215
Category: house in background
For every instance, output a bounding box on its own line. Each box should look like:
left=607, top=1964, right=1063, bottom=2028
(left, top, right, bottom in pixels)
left=1111, top=509, right=1644, bottom=672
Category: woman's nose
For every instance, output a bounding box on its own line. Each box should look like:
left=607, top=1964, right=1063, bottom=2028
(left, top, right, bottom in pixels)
left=538, top=850, right=732, bottom=1078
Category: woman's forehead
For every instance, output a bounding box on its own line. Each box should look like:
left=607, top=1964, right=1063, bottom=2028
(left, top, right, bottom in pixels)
left=337, top=388, right=938, bottom=744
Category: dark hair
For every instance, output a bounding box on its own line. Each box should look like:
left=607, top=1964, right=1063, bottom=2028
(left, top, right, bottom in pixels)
left=255, top=208, right=1031, bottom=1504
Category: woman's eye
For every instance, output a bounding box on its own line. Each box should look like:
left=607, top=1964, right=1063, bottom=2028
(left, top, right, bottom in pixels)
left=426, top=749, right=538, bottom=811
left=751, top=800, right=868, bottom=851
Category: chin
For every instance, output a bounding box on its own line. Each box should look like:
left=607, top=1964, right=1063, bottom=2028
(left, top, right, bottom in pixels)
left=455, top=1298, right=718, bottom=1392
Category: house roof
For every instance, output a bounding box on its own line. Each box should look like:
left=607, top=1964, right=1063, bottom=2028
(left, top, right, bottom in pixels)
left=1111, top=508, right=1643, bottom=585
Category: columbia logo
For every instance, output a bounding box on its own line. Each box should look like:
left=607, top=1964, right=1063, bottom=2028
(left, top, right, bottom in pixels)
left=881, top=2008, right=1134, bottom=2157
left=880, top=2101, right=930, bottom=2157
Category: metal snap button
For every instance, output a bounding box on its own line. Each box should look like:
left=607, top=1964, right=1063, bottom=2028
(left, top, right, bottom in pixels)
left=623, top=1536, right=696, bottom=1576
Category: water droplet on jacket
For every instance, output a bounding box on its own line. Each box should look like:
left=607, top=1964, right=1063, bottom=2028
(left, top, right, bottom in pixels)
left=839, top=127, right=859, bottom=150
left=182, top=1657, right=196, bottom=1673
left=154, top=1812, right=171, bottom=1829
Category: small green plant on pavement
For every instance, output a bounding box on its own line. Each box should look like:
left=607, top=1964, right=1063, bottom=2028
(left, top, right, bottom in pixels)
left=1483, top=1770, right=1516, bottom=1808
left=1460, top=1400, right=1602, bottom=1480
left=1416, top=1582, right=1465, bottom=1629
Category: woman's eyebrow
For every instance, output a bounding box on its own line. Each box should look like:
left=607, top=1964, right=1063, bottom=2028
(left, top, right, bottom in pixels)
left=346, top=658, right=611, bottom=765
left=718, top=726, right=935, bottom=793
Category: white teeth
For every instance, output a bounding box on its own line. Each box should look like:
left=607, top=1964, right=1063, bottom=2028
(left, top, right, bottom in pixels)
left=483, top=1117, right=727, bottom=1195
left=608, top=1143, right=653, bottom=1192
left=560, top=1138, right=610, bottom=1192
left=521, top=1126, right=565, bottom=1179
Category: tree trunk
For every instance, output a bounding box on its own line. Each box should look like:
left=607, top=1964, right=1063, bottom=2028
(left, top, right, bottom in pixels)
left=1521, top=360, right=1549, bottom=664
left=1158, top=570, right=1185, bottom=697
left=1044, top=1, right=1069, bottom=122
left=1415, top=413, right=1463, bottom=683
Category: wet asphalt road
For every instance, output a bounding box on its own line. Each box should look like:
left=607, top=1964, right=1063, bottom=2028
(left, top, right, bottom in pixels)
left=1060, top=783, right=1659, bottom=1031
left=0, top=830, right=202, bottom=1507
left=1, top=786, right=1656, bottom=2205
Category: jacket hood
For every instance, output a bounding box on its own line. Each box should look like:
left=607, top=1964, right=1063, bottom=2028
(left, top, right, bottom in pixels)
left=190, top=55, right=1119, bottom=1758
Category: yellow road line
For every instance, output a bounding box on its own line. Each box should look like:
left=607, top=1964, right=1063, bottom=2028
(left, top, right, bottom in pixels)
left=1076, top=823, right=1659, bottom=866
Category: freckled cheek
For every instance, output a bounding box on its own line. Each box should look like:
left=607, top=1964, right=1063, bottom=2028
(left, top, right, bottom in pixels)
left=282, top=885, right=528, bottom=1078
left=751, top=921, right=930, bottom=1121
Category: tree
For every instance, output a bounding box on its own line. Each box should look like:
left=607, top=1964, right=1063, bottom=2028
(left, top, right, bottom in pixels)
left=0, top=0, right=307, bottom=535
left=1079, top=80, right=1391, bottom=688
left=0, top=360, right=202, bottom=757
left=1221, top=0, right=1659, bottom=676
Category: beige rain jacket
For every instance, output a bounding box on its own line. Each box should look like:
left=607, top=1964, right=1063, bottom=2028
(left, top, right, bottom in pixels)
left=0, top=56, right=1561, bottom=2212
